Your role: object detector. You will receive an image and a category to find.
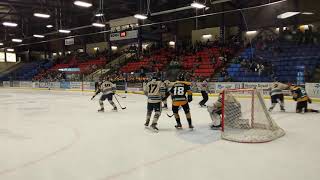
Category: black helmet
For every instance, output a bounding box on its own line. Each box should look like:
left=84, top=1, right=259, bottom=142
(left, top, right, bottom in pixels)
left=177, top=73, right=185, bottom=81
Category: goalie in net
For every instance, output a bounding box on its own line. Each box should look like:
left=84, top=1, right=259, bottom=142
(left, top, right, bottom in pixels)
left=209, top=89, right=285, bottom=143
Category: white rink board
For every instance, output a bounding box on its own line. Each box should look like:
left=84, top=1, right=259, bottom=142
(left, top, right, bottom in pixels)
left=306, top=83, right=320, bottom=98
left=0, top=88, right=320, bottom=180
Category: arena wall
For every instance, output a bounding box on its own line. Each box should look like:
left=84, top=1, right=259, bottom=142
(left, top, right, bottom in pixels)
left=1, top=81, right=320, bottom=101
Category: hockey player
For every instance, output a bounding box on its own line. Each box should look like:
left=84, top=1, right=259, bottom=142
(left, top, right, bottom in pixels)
left=91, top=79, right=117, bottom=112
left=163, top=74, right=194, bottom=129
left=144, top=76, right=164, bottom=131
left=290, top=85, right=319, bottom=113
left=268, top=82, right=288, bottom=112
left=160, top=79, right=171, bottom=109
left=199, top=79, right=209, bottom=107
left=207, top=93, right=223, bottom=129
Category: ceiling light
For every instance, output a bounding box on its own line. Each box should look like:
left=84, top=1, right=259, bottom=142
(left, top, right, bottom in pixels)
left=202, top=34, right=212, bottom=39
left=59, top=29, right=71, bottom=34
left=46, top=25, right=53, bottom=28
left=191, top=2, right=206, bottom=9
left=12, top=39, right=23, bottom=43
left=134, top=14, right=148, bottom=20
left=95, top=13, right=104, bottom=17
left=92, top=22, right=106, bottom=28
left=6, top=48, right=14, bottom=52
left=3, top=22, right=18, bottom=27
left=33, top=13, right=50, bottom=18
left=277, top=12, right=300, bottom=19
left=74, top=1, right=93, bottom=8
left=0, top=43, right=3, bottom=46
left=246, top=30, right=258, bottom=35
left=33, top=34, right=45, bottom=38
left=169, top=41, right=175, bottom=46
left=111, top=46, right=118, bottom=51
left=302, top=12, right=314, bottom=15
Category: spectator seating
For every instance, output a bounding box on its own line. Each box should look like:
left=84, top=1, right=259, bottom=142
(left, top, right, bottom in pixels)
left=223, top=63, right=272, bottom=82
left=235, top=42, right=320, bottom=82
left=34, top=56, right=107, bottom=81
left=182, top=48, right=226, bottom=77
left=120, top=49, right=171, bottom=73
left=1, top=60, right=53, bottom=81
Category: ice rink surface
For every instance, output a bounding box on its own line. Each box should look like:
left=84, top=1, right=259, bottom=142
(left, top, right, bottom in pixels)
left=1, top=88, right=320, bottom=180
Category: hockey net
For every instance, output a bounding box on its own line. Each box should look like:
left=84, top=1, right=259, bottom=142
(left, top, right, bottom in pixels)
left=221, top=89, right=285, bottom=143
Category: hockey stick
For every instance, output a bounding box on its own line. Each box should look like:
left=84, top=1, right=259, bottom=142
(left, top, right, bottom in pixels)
left=167, top=113, right=174, bottom=118
left=114, top=96, right=127, bottom=110
left=116, top=94, right=127, bottom=98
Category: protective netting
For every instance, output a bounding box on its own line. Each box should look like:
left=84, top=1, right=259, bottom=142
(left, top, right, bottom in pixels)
left=221, top=89, right=285, bottom=143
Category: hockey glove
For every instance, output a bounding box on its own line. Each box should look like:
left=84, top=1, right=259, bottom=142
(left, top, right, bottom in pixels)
left=188, top=95, right=193, bottom=102
left=308, top=98, right=312, bottom=104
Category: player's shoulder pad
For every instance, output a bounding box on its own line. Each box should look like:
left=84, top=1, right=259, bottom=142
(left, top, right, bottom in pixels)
left=176, top=81, right=191, bottom=86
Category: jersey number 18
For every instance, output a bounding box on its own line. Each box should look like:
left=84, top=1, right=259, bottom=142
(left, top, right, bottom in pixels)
left=173, top=87, right=184, bottom=95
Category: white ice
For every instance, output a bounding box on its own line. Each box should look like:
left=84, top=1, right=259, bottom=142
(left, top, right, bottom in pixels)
left=0, top=88, right=320, bottom=180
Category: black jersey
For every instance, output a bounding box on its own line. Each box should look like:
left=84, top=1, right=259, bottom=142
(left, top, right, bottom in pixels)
left=291, top=86, right=309, bottom=102
left=169, top=81, right=192, bottom=106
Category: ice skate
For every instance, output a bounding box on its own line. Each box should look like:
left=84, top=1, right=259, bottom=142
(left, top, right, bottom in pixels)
left=175, top=124, right=182, bottom=130
left=210, top=124, right=221, bottom=130
left=144, top=120, right=150, bottom=127
left=151, top=123, right=159, bottom=132
left=98, top=108, right=105, bottom=112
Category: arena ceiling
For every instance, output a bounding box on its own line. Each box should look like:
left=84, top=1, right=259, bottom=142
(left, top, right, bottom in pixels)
left=0, top=0, right=319, bottom=49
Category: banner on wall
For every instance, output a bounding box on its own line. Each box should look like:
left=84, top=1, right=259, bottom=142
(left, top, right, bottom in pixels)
left=3, top=81, right=10, bottom=87
left=215, top=83, right=242, bottom=92
left=20, top=81, right=33, bottom=88
left=82, top=82, right=93, bottom=90
left=243, top=82, right=272, bottom=89
left=49, top=82, right=60, bottom=89
left=110, top=30, right=138, bottom=41
left=70, top=82, right=82, bottom=89
left=306, top=83, right=320, bottom=98
left=65, top=38, right=74, bottom=46
left=12, top=81, right=20, bottom=87
left=33, top=82, right=39, bottom=88
left=39, top=82, right=49, bottom=88
left=60, top=82, right=70, bottom=89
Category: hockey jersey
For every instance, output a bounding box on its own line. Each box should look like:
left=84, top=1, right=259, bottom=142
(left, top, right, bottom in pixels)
left=160, top=80, right=171, bottom=95
left=291, top=86, right=309, bottom=102
left=98, top=81, right=116, bottom=95
left=200, top=80, right=209, bottom=92
left=168, top=81, right=192, bottom=106
left=144, top=80, right=164, bottom=103
left=270, top=82, right=288, bottom=97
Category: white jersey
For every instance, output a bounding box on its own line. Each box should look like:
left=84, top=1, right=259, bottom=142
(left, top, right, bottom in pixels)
left=270, top=82, right=288, bottom=97
left=144, top=80, right=164, bottom=103
left=200, top=80, right=209, bottom=92
left=99, top=81, right=116, bottom=95
left=160, top=80, right=171, bottom=95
